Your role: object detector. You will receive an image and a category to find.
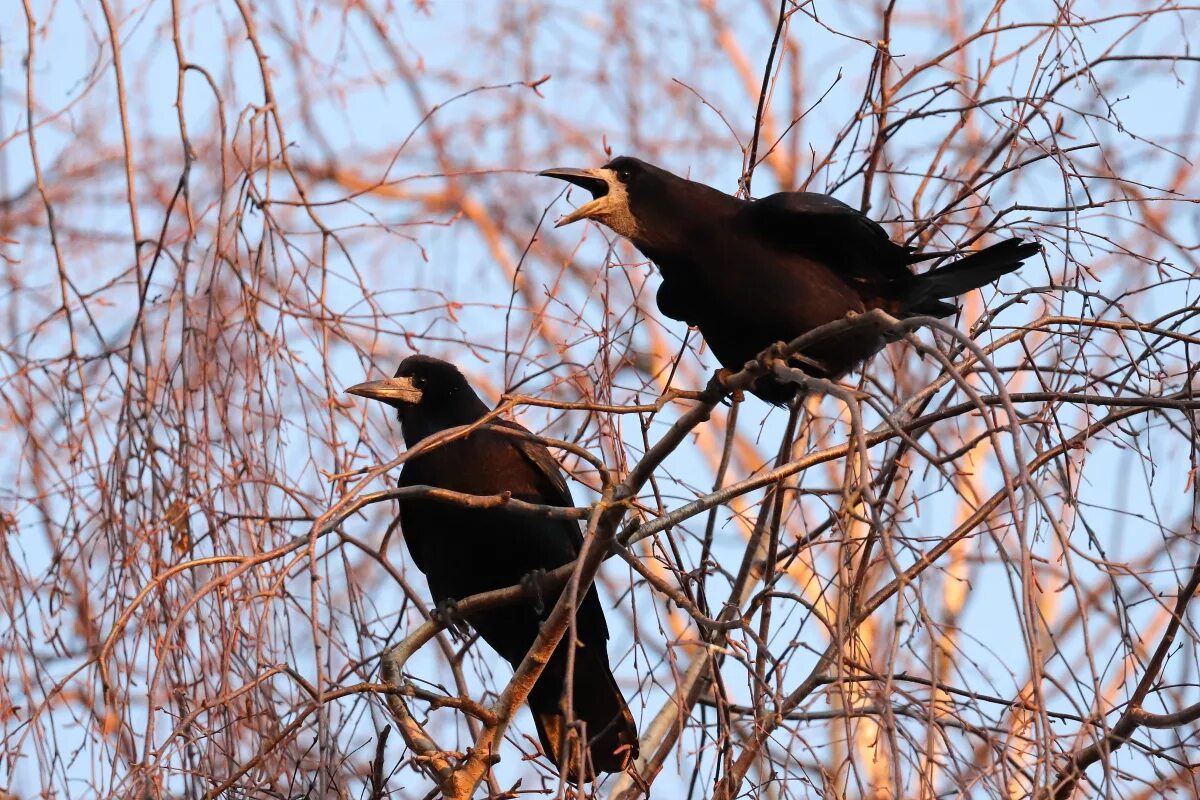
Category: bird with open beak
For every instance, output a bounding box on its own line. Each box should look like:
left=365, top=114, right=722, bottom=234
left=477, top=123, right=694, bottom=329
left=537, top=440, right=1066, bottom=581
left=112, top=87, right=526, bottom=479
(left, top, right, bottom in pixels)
left=538, top=164, right=645, bottom=239
left=541, top=156, right=1039, bottom=403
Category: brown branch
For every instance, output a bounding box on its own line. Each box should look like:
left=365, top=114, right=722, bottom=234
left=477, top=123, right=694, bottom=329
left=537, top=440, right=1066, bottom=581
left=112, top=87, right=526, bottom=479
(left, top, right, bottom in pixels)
left=1044, top=555, right=1200, bottom=799
left=741, top=0, right=791, bottom=197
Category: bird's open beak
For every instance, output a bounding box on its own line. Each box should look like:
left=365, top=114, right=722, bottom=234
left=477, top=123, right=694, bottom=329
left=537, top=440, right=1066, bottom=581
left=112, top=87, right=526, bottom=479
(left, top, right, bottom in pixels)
left=346, top=377, right=423, bottom=405
left=538, top=167, right=614, bottom=227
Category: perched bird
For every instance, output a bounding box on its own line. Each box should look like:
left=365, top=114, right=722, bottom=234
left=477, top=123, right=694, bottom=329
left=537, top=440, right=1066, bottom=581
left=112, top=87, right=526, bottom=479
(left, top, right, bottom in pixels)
left=346, top=355, right=637, bottom=779
left=541, top=156, right=1040, bottom=403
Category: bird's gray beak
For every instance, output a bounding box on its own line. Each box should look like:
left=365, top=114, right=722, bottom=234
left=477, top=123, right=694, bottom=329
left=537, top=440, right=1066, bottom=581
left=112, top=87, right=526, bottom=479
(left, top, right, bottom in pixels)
left=346, top=377, right=423, bottom=405
left=538, top=167, right=614, bottom=227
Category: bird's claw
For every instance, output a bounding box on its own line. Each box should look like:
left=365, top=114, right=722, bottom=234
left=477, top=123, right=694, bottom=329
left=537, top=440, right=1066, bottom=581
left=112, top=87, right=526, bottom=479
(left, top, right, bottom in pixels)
left=756, top=341, right=788, bottom=368
left=714, top=368, right=744, bottom=405
left=432, top=598, right=469, bottom=637
left=521, top=568, right=549, bottom=616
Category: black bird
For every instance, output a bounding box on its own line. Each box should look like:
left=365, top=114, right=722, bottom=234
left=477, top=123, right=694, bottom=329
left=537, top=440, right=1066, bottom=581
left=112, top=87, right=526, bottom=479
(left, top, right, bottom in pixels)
left=347, top=356, right=637, bottom=778
left=540, top=156, right=1040, bottom=403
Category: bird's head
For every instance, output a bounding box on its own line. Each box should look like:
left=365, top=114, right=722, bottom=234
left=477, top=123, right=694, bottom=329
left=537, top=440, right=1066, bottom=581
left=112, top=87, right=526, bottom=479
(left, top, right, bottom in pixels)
left=539, top=155, right=665, bottom=240
left=346, top=355, right=489, bottom=446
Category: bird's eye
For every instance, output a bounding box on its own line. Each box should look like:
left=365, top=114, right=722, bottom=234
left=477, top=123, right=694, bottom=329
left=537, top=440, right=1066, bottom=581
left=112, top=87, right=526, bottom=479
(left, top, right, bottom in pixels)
left=616, top=168, right=632, bottom=182
left=412, top=375, right=427, bottom=388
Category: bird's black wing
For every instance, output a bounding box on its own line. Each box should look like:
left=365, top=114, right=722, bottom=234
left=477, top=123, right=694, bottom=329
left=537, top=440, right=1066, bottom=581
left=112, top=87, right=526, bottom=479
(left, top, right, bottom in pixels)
left=746, top=192, right=917, bottom=297
left=493, top=418, right=582, bottom=548
left=494, top=420, right=610, bottom=647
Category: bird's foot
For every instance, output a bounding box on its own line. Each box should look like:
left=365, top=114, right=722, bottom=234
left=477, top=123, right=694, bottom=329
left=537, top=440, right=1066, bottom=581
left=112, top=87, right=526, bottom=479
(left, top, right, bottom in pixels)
left=714, top=368, right=745, bottom=404
left=757, top=340, right=789, bottom=366
left=771, top=361, right=809, bottom=395
left=521, top=568, right=549, bottom=616
left=432, top=598, right=469, bottom=637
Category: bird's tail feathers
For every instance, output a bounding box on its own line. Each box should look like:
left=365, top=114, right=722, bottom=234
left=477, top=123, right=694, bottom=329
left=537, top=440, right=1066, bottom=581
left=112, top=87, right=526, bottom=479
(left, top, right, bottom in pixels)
left=530, top=646, right=638, bottom=782
left=905, top=237, right=1040, bottom=314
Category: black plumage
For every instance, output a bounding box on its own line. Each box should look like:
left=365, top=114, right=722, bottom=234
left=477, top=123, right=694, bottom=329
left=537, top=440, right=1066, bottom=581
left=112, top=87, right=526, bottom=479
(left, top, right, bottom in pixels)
left=541, top=156, right=1040, bottom=403
left=347, top=356, right=637, bottom=778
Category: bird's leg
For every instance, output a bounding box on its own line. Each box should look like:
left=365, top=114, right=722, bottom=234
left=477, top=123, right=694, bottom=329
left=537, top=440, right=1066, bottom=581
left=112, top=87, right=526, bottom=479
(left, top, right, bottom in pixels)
left=521, top=568, right=549, bottom=616
left=431, top=598, right=469, bottom=638
left=714, top=367, right=745, bottom=404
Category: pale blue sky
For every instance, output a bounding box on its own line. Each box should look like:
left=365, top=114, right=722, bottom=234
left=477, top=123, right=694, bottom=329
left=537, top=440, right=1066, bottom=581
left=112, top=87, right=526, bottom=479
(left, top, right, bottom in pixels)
left=2, top=1, right=1198, bottom=796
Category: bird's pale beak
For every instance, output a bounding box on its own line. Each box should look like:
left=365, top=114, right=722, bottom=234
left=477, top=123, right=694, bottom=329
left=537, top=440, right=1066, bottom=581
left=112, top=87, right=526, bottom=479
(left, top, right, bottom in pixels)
left=346, top=377, right=423, bottom=405
left=538, top=167, right=613, bottom=227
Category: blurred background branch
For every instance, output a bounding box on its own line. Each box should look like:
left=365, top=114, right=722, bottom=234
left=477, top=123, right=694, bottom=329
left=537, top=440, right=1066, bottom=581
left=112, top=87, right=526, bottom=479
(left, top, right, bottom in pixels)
left=2, top=1, right=1198, bottom=797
